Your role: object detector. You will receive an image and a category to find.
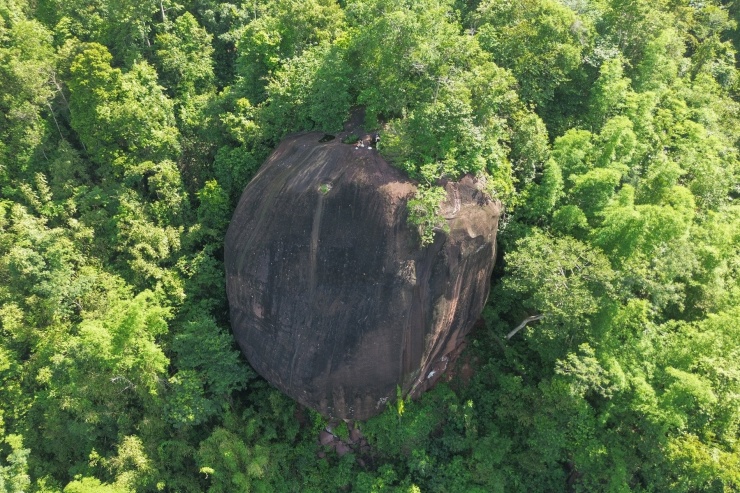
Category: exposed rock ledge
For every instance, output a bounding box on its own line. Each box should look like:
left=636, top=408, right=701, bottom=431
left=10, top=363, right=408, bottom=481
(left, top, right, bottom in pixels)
left=224, top=127, right=501, bottom=420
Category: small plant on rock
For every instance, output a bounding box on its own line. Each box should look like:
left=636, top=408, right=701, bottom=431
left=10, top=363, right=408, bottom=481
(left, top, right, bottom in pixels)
left=406, top=163, right=449, bottom=247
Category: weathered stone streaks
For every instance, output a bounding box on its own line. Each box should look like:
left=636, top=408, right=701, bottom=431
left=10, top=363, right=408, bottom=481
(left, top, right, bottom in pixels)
left=225, top=130, right=500, bottom=419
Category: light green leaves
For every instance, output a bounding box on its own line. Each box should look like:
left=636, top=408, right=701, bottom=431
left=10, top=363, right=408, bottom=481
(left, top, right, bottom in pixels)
left=504, top=230, right=615, bottom=329
left=69, top=44, right=180, bottom=170
left=407, top=185, right=449, bottom=247
left=477, top=0, right=590, bottom=110
left=155, top=13, right=215, bottom=98
left=0, top=434, right=30, bottom=493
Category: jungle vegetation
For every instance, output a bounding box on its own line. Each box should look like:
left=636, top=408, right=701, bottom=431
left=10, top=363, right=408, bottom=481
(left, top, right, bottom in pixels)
left=1, top=0, right=739, bottom=491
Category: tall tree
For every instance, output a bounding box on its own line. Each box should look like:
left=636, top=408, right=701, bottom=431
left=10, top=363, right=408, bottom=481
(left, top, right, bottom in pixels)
left=68, top=43, right=180, bottom=172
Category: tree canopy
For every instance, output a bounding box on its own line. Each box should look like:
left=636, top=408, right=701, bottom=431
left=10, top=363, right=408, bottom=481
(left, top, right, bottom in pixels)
left=0, top=0, right=738, bottom=491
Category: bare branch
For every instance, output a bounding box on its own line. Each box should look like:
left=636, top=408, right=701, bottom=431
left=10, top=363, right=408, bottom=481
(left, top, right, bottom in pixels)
left=46, top=103, right=63, bottom=140
left=506, top=314, right=545, bottom=340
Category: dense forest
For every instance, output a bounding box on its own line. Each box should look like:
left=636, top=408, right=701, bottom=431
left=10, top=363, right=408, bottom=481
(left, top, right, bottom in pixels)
left=1, top=0, right=739, bottom=491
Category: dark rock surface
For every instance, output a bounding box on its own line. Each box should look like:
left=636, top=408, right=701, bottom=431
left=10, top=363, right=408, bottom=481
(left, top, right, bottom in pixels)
left=225, top=125, right=501, bottom=420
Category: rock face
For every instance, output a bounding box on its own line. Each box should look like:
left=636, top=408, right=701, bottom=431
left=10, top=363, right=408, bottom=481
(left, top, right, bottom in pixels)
left=225, top=130, right=500, bottom=420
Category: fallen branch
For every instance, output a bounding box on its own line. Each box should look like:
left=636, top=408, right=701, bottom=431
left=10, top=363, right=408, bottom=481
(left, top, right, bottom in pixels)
left=506, top=314, right=545, bottom=340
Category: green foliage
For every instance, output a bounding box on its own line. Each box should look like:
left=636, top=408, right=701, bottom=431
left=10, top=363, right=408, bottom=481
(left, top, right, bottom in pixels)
left=154, top=12, right=215, bottom=98
left=1, top=0, right=739, bottom=491
left=0, top=14, right=55, bottom=185
left=407, top=185, right=448, bottom=246
left=0, top=435, right=30, bottom=493
left=35, top=0, right=164, bottom=66
left=212, top=145, right=263, bottom=202
left=517, top=158, right=564, bottom=221
left=502, top=230, right=617, bottom=358
left=347, top=0, right=523, bottom=181
left=62, top=477, right=130, bottom=493
left=586, top=56, right=631, bottom=128
left=234, top=0, right=345, bottom=104
left=167, top=315, right=254, bottom=427
left=259, top=40, right=352, bottom=135
left=195, top=180, right=230, bottom=238
left=68, top=44, right=180, bottom=170
left=476, top=0, right=590, bottom=111
left=196, top=427, right=269, bottom=492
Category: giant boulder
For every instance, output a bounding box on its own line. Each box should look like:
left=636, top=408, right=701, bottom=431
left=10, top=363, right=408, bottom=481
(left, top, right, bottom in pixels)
left=225, top=130, right=500, bottom=420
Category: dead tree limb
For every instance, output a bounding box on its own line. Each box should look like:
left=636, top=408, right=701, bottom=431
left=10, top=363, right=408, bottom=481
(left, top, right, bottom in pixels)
left=506, top=314, right=545, bottom=340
